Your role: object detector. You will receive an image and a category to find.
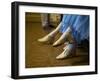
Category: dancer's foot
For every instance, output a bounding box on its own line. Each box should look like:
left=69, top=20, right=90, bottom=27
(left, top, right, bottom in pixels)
left=63, top=42, right=69, bottom=50
left=53, top=27, right=72, bottom=47
left=56, top=44, right=76, bottom=60
left=52, top=38, right=66, bottom=47
left=38, top=35, right=54, bottom=44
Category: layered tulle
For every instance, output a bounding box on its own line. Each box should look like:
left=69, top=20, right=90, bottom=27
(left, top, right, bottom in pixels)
left=60, top=14, right=89, bottom=44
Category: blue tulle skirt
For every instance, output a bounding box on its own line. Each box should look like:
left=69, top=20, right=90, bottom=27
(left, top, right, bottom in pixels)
left=60, top=14, right=89, bottom=44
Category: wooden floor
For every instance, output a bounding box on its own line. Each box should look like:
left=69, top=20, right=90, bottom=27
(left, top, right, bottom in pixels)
left=25, top=22, right=89, bottom=68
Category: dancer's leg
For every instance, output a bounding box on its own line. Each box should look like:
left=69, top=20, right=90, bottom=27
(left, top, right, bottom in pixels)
left=38, top=22, right=62, bottom=44
left=48, top=22, right=62, bottom=37
left=53, top=27, right=74, bottom=46
left=55, top=27, right=76, bottom=59
left=56, top=43, right=76, bottom=59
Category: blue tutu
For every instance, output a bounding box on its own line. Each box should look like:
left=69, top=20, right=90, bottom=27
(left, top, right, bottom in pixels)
left=60, top=14, right=89, bottom=44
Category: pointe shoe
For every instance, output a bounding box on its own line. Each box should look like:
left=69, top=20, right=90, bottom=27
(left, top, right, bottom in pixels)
left=38, top=35, right=54, bottom=44
left=63, top=42, right=69, bottom=50
left=56, top=44, right=76, bottom=60
left=53, top=38, right=65, bottom=47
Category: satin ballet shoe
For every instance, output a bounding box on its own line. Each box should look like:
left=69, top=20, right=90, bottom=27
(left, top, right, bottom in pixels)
left=63, top=42, right=69, bottom=50
left=56, top=44, right=76, bottom=60
left=52, top=38, right=66, bottom=47
left=53, top=30, right=72, bottom=47
left=38, top=35, right=54, bottom=44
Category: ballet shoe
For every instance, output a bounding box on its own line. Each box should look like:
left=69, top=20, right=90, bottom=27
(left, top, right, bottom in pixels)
left=56, top=44, right=76, bottom=60
left=38, top=35, right=54, bottom=44
left=53, top=29, right=72, bottom=47
left=52, top=39, right=65, bottom=47
left=63, top=42, right=69, bottom=50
